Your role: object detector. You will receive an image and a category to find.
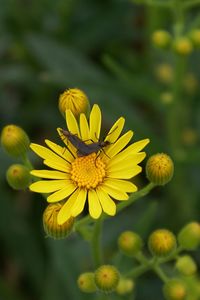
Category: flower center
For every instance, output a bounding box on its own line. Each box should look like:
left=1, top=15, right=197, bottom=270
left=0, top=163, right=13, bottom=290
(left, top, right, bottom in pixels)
left=70, top=153, right=106, bottom=189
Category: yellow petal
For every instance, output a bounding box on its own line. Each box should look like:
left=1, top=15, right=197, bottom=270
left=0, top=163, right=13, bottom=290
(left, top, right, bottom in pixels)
left=107, top=165, right=142, bottom=179
left=107, top=158, right=140, bottom=173
left=89, top=104, right=101, bottom=142
left=71, top=189, right=87, bottom=217
left=105, top=130, right=133, bottom=158
left=96, top=188, right=116, bottom=216
left=30, top=143, right=71, bottom=168
left=108, top=152, right=146, bottom=168
left=104, top=178, right=137, bottom=193
left=57, top=189, right=80, bottom=224
left=66, top=109, right=80, bottom=136
left=30, top=169, right=69, bottom=179
left=29, top=179, right=68, bottom=193
left=105, top=117, right=125, bottom=143
left=45, top=139, right=74, bottom=162
left=80, top=113, right=90, bottom=141
left=122, top=139, right=150, bottom=156
left=47, top=183, right=77, bottom=203
left=43, top=159, right=70, bottom=173
left=100, top=185, right=128, bottom=201
left=88, top=190, right=102, bottom=219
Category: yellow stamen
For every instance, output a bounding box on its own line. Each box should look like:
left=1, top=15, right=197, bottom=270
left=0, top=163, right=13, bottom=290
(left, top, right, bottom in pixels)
left=70, top=153, right=106, bottom=189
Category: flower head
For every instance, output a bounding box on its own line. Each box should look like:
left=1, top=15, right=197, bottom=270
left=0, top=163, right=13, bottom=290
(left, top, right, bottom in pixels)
left=29, top=105, right=149, bottom=224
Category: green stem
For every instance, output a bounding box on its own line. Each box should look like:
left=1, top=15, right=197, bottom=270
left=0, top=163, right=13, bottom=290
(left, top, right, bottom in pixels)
left=153, top=265, right=169, bottom=283
left=117, top=182, right=155, bottom=213
left=157, top=246, right=183, bottom=264
left=173, top=0, right=185, bottom=37
left=167, top=56, right=186, bottom=156
left=166, top=0, right=187, bottom=157
left=75, top=215, right=93, bottom=231
left=91, top=218, right=103, bottom=268
left=125, top=261, right=152, bottom=278
left=125, top=247, right=183, bottom=280
left=22, top=153, right=34, bottom=170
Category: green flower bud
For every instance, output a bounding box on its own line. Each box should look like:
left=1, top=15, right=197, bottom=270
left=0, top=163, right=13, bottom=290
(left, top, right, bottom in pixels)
left=175, top=255, right=197, bottom=276
left=94, top=265, right=120, bottom=293
left=173, top=38, right=193, bottom=56
left=160, top=92, right=173, bottom=105
left=189, top=29, right=200, bottom=47
left=146, top=153, right=174, bottom=185
left=58, top=88, right=90, bottom=119
left=183, top=73, right=198, bottom=95
left=116, top=278, right=134, bottom=295
left=148, top=229, right=177, bottom=257
left=178, top=222, right=200, bottom=250
left=118, top=231, right=143, bottom=257
left=43, top=203, right=74, bottom=239
left=155, top=63, right=174, bottom=84
left=163, top=279, right=187, bottom=300
left=1, top=124, right=30, bottom=157
left=152, top=30, right=172, bottom=49
left=6, top=164, right=31, bottom=190
left=77, top=272, right=97, bottom=293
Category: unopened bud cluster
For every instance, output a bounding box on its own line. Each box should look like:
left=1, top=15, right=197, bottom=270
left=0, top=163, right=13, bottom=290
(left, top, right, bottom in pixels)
left=1, top=124, right=32, bottom=190
left=152, top=28, right=200, bottom=55
left=77, top=223, right=200, bottom=297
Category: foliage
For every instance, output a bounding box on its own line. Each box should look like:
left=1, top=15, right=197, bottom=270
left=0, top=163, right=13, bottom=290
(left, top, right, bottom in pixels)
left=1, top=0, right=200, bottom=299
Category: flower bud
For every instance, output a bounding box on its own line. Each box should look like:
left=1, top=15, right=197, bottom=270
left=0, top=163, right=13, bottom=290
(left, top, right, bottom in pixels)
left=77, top=272, right=97, bottom=293
left=175, top=255, right=197, bottom=276
left=146, top=153, right=174, bottom=185
left=152, top=30, right=172, bottom=49
left=118, top=231, right=143, bottom=257
left=160, top=92, right=173, bottom=104
left=183, top=73, right=198, bottom=95
left=181, top=128, right=198, bottom=147
left=1, top=125, right=30, bottom=157
left=173, top=38, right=193, bottom=56
left=6, top=164, right=31, bottom=190
left=148, top=229, right=177, bottom=257
left=178, top=222, right=200, bottom=250
left=155, top=64, right=173, bottom=84
left=43, top=203, right=74, bottom=239
left=163, top=279, right=187, bottom=300
left=94, top=265, right=120, bottom=293
left=116, top=278, right=134, bottom=295
left=58, top=88, right=90, bottom=118
left=189, top=29, right=200, bottom=47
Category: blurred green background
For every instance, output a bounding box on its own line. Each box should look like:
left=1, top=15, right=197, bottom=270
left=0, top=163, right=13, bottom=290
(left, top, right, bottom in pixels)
left=0, top=0, right=200, bottom=299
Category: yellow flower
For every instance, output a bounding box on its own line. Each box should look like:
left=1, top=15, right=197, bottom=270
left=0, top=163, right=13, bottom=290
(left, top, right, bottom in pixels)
left=29, top=105, right=149, bottom=224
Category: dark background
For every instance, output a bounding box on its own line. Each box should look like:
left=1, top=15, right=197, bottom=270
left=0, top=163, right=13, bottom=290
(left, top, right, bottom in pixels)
left=0, top=0, right=200, bottom=299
